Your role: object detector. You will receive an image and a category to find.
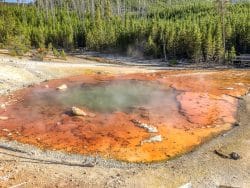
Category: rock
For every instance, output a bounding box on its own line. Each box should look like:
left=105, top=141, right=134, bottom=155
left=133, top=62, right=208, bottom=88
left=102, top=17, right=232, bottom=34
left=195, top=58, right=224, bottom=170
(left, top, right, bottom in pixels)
left=0, top=104, right=6, bottom=109
left=56, top=84, right=68, bottom=91
left=141, top=135, right=162, bottom=145
left=131, top=119, right=158, bottom=133
left=233, top=122, right=240, bottom=127
left=214, top=150, right=241, bottom=160
left=222, top=133, right=228, bottom=137
left=229, top=152, right=241, bottom=160
left=71, top=107, right=87, bottom=116
left=2, top=128, right=10, bottom=132
left=28, top=84, right=34, bottom=88
left=0, top=116, right=8, bottom=120
left=7, top=133, right=12, bottom=137
left=179, top=182, right=192, bottom=188
left=140, top=123, right=158, bottom=133
left=56, top=122, right=62, bottom=126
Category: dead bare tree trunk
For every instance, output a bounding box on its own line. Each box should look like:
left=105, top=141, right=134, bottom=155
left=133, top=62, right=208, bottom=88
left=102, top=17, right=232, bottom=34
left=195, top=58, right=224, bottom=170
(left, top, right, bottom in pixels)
left=216, top=0, right=228, bottom=64
left=116, top=0, right=121, bottom=15
left=91, top=0, right=95, bottom=20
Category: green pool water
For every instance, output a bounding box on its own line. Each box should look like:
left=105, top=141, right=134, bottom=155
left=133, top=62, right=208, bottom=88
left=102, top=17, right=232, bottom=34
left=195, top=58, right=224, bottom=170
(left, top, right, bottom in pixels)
left=53, top=80, right=171, bottom=113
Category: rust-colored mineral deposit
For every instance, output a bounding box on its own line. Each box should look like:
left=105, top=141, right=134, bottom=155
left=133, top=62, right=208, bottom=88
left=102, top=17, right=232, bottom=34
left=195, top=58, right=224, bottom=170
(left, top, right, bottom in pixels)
left=0, top=70, right=249, bottom=162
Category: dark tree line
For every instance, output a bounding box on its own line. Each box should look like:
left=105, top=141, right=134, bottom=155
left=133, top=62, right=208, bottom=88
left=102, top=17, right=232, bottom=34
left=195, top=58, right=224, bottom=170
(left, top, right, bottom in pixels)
left=0, top=0, right=249, bottom=63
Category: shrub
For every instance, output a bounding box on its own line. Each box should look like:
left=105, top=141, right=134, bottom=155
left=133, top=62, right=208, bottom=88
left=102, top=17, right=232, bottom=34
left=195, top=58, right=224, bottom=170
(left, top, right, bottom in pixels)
left=169, top=59, right=178, bottom=66
left=47, top=43, right=53, bottom=52
left=53, top=48, right=60, bottom=57
left=60, top=49, right=66, bottom=60
left=7, top=35, right=30, bottom=56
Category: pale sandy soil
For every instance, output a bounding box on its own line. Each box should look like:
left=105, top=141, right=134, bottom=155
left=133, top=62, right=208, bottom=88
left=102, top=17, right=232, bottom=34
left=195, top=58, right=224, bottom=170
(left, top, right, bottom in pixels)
left=0, top=54, right=249, bottom=188
left=0, top=53, right=154, bottom=95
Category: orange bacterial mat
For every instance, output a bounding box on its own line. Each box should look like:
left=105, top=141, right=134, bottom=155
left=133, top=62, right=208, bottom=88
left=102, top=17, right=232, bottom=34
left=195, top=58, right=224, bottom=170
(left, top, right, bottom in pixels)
left=0, top=70, right=249, bottom=162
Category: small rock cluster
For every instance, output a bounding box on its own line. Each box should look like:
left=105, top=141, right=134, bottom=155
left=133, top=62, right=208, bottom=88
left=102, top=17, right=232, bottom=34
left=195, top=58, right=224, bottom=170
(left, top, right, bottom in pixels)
left=131, top=119, right=163, bottom=145
left=56, top=84, right=68, bottom=91
left=141, top=135, right=162, bottom=145
left=131, top=119, right=158, bottom=133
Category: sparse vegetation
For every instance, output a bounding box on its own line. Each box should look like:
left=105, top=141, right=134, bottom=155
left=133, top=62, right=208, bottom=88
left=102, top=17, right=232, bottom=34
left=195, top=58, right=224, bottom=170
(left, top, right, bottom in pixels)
left=60, top=50, right=66, bottom=60
left=53, top=48, right=60, bottom=58
left=6, top=35, right=30, bottom=56
left=33, top=48, right=47, bottom=61
left=169, top=59, right=178, bottom=66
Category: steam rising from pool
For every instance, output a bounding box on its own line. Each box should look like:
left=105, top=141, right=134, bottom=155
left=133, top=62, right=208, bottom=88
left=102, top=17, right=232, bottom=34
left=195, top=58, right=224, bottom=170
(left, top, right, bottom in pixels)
left=28, top=80, right=174, bottom=113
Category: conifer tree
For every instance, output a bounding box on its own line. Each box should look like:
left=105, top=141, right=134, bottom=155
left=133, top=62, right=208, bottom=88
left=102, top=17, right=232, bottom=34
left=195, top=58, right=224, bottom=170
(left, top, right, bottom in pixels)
left=0, top=0, right=249, bottom=62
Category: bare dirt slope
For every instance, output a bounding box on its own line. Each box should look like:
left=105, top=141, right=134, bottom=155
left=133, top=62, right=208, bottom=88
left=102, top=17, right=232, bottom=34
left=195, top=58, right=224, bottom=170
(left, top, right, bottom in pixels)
left=0, top=55, right=249, bottom=188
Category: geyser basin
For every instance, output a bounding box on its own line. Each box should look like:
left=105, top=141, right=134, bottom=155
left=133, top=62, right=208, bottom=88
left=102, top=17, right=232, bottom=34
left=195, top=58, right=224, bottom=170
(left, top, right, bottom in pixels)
left=0, top=70, right=249, bottom=162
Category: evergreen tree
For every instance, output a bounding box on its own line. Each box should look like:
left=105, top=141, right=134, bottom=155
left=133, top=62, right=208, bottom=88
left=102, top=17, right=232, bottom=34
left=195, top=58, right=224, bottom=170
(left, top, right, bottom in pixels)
left=202, top=27, right=214, bottom=63
left=0, top=0, right=249, bottom=63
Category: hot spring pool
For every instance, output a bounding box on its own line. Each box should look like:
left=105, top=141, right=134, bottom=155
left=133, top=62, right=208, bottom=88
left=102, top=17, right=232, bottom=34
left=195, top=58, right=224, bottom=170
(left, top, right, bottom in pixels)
left=1, top=71, right=247, bottom=162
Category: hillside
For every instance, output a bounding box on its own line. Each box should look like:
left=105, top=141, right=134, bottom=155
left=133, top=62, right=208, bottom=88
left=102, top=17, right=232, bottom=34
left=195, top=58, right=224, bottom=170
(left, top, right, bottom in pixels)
left=0, top=0, right=249, bottom=63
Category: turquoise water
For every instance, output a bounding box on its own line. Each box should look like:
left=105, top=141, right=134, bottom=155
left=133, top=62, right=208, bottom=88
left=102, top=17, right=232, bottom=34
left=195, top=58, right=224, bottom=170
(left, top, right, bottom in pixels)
left=53, top=80, right=170, bottom=113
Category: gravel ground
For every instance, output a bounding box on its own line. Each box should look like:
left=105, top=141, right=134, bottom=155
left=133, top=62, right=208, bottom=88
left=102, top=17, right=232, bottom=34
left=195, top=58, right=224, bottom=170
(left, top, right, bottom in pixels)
left=0, top=54, right=249, bottom=188
left=0, top=55, right=152, bottom=95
